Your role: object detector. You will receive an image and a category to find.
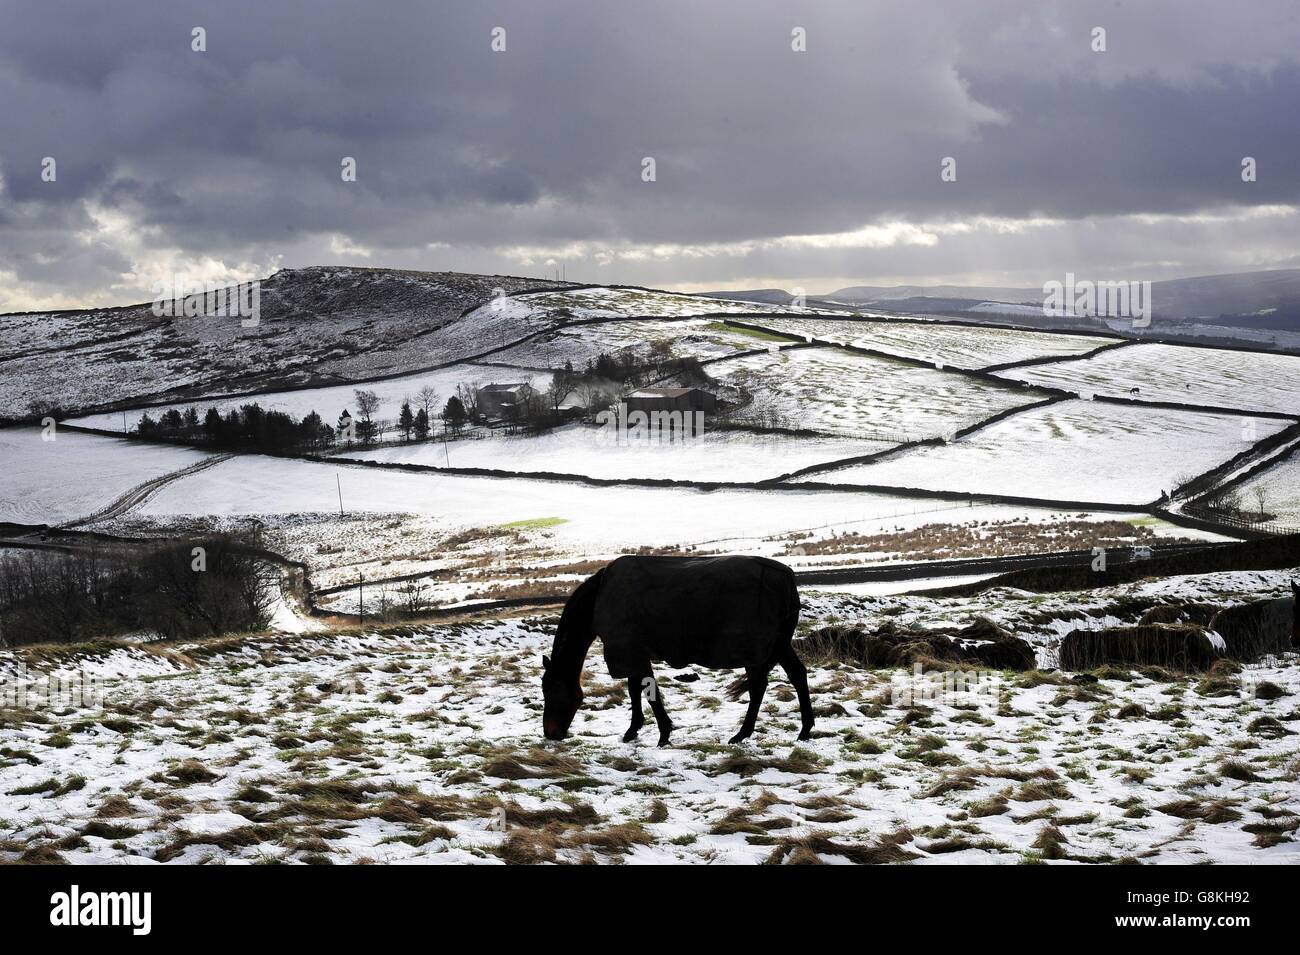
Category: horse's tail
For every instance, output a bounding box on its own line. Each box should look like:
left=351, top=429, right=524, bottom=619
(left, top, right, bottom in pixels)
left=780, top=565, right=801, bottom=643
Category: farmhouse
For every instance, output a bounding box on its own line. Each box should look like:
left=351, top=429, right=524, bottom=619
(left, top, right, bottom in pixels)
left=476, top=382, right=534, bottom=419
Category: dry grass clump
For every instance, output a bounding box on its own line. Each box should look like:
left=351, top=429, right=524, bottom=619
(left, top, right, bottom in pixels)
left=1011, top=779, right=1072, bottom=802
left=1242, top=818, right=1299, bottom=848
left=1031, top=825, right=1069, bottom=860
left=764, top=829, right=919, bottom=865
left=16, top=843, right=68, bottom=865
left=922, top=765, right=1058, bottom=799
left=154, top=824, right=287, bottom=862
left=154, top=759, right=220, bottom=786
left=1253, top=681, right=1288, bottom=701
left=708, top=748, right=821, bottom=777
left=709, top=793, right=793, bottom=836
left=495, top=821, right=651, bottom=864
left=480, top=747, right=586, bottom=780
left=1220, top=760, right=1268, bottom=783
left=1247, top=716, right=1292, bottom=739
left=96, top=795, right=142, bottom=818
left=1156, top=798, right=1242, bottom=824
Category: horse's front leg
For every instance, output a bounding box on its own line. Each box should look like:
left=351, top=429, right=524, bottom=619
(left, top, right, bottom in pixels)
left=728, top=666, right=768, bottom=744
left=623, top=675, right=646, bottom=743
left=644, top=671, right=674, bottom=747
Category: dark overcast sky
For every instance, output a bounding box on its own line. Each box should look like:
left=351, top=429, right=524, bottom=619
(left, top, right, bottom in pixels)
left=2, top=0, right=1299, bottom=309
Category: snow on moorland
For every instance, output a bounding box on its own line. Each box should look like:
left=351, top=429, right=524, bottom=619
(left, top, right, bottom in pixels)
left=703, top=347, right=1041, bottom=440
left=796, top=400, right=1288, bottom=505
left=742, top=317, right=1120, bottom=370
left=994, top=341, right=1300, bottom=414
left=2, top=573, right=1297, bottom=865
left=337, top=423, right=893, bottom=483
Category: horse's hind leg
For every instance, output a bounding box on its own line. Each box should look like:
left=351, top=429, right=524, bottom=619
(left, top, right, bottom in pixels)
left=623, top=675, right=646, bottom=743
left=728, top=667, right=769, bottom=745
left=644, top=670, right=674, bottom=747
left=780, top=645, right=815, bottom=740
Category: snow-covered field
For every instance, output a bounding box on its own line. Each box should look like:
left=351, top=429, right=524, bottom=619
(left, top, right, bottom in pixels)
left=794, top=400, right=1285, bottom=505
left=703, top=347, right=1041, bottom=439
left=489, top=317, right=791, bottom=368
left=994, top=341, right=1300, bottom=414
left=338, top=423, right=892, bottom=482
left=463, top=286, right=832, bottom=324
left=3, top=570, right=1297, bottom=865
left=112, top=454, right=1169, bottom=559
left=0, top=428, right=213, bottom=526
left=1235, top=452, right=1300, bottom=525
left=742, top=317, right=1120, bottom=370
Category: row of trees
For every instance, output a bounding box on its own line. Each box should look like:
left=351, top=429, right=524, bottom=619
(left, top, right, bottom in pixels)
left=131, top=346, right=715, bottom=452
left=134, top=385, right=471, bottom=452
left=138, top=403, right=336, bottom=451
left=0, top=535, right=278, bottom=646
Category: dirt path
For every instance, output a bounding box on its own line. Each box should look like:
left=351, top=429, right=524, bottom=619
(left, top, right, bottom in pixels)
left=60, top=453, right=234, bottom=528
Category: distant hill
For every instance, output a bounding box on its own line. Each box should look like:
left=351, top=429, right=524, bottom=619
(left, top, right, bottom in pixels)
left=827, top=284, right=1038, bottom=305
left=0, top=267, right=573, bottom=418
left=698, top=288, right=797, bottom=306
left=825, top=269, right=1300, bottom=326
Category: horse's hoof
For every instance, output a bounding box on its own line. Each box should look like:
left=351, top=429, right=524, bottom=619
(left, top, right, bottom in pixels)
left=623, top=728, right=639, bottom=743
left=657, top=735, right=672, bottom=747
left=797, top=730, right=813, bottom=741
left=727, top=731, right=751, bottom=745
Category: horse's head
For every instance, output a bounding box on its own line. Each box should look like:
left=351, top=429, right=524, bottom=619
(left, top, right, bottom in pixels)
left=541, top=653, right=582, bottom=740
left=541, top=569, right=603, bottom=740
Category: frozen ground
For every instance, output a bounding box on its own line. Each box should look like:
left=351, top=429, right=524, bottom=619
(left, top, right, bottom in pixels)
left=111, top=454, right=1177, bottom=563
left=703, top=347, right=1040, bottom=439
left=994, top=341, right=1300, bottom=414
left=337, top=423, right=893, bottom=482
left=463, top=286, right=832, bottom=324
left=1234, top=451, right=1300, bottom=525
left=0, top=428, right=213, bottom=526
left=743, top=317, right=1119, bottom=370
left=489, top=317, right=792, bottom=368
left=795, top=400, right=1287, bottom=506
left=2, top=569, right=1297, bottom=865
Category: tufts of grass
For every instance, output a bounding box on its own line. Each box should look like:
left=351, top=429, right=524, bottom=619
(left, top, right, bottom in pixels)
left=764, top=829, right=919, bottom=866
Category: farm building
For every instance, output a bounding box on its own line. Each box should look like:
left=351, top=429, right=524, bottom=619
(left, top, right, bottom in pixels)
left=620, top=387, right=717, bottom=437
left=623, top=387, right=717, bottom=415
left=476, top=382, right=534, bottom=419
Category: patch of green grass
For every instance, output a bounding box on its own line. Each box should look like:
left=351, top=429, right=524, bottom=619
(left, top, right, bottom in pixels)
left=500, top=517, right=568, bottom=530
left=708, top=321, right=793, bottom=343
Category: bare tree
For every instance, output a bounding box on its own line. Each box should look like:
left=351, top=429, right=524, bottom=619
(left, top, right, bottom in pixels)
left=353, top=389, right=381, bottom=445
left=415, top=385, right=440, bottom=420
left=1252, top=486, right=1268, bottom=520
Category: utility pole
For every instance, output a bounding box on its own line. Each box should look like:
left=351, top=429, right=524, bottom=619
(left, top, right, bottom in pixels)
left=336, top=473, right=344, bottom=516
left=123, top=410, right=127, bottom=434
left=442, top=427, right=450, bottom=467
left=358, top=572, right=364, bottom=625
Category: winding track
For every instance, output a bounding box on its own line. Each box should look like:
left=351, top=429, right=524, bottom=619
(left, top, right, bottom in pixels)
left=59, top=453, right=234, bottom=529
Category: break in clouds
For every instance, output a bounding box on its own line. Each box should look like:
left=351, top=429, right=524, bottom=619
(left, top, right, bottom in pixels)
left=2, top=0, right=1300, bottom=309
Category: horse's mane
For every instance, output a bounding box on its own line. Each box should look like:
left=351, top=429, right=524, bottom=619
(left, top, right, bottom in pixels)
left=554, top=568, right=603, bottom=658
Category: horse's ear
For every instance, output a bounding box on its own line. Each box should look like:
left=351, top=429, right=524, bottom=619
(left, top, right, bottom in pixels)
left=542, top=655, right=550, bottom=670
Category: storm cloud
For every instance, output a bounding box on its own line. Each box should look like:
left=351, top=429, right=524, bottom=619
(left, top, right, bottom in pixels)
left=1, top=0, right=1298, bottom=308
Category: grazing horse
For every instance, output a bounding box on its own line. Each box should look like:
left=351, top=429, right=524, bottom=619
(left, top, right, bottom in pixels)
left=542, top=555, right=812, bottom=746
left=1206, top=581, right=1300, bottom=659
